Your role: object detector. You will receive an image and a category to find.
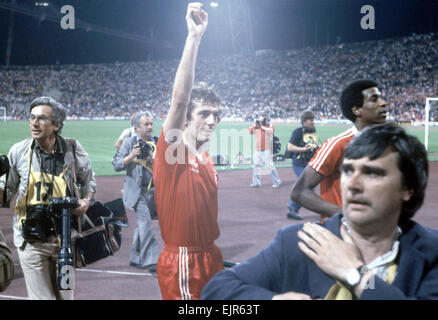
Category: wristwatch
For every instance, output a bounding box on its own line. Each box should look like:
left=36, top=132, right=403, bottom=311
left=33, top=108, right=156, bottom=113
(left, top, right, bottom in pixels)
left=343, top=265, right=365, bottom=291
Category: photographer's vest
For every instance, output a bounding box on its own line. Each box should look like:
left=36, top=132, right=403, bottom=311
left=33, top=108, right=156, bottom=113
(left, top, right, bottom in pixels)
left=15, top=143, right=68, bottom=227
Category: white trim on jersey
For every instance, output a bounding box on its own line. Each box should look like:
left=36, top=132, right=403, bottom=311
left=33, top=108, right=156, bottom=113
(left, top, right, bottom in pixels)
left=309, top=127, right=356, bottom=172
left=179, top=246, right=192, bottom=300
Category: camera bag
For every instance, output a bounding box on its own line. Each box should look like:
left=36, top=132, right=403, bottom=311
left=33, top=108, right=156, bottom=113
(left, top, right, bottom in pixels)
left=75, top=212, right=114, bottom=268
left=0, top=229, right=14, bottom=292
left=73, top=201, right=122, bottom=268
left=68, top=139, right=121, bottom=268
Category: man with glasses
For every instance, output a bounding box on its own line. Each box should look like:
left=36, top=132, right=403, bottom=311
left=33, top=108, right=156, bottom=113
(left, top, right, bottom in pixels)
left=0, top=96, right=96, bottom=300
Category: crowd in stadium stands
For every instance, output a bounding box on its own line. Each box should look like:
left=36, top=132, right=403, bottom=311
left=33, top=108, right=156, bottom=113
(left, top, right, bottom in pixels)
left=1, top=32, right=438, bottom=122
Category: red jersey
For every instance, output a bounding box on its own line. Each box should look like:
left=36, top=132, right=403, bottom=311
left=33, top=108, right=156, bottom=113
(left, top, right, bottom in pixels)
left=153, top=129, right=220, bottom=247
left=249, top=124, right=274, bottom=151
left=308, top=127, right=357, bottom=206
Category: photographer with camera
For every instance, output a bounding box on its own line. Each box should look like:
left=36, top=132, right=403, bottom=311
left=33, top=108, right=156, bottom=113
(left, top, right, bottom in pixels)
left=112, top=111, right=159, bottom=273
left=285, top=110, right=318, bottom=220
left=0, top=97, right=96, bottom=300
left=249, top=115, right=281, bottom=188
left=0, top=155, right=14, bottom=293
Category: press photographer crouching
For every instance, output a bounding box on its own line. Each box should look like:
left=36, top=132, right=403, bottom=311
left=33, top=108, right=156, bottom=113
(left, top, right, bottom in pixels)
left=0, top=97, right=96, bottom=300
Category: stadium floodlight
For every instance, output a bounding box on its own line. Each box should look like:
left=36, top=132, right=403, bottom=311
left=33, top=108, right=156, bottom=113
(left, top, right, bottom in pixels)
left=210, top=2, right=219, bottom=8
left=425, top=97, right=438, bottom=151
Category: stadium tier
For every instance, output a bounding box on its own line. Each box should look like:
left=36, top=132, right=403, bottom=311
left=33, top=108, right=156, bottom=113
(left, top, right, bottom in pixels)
left=1, top=32, right=437, bottom=122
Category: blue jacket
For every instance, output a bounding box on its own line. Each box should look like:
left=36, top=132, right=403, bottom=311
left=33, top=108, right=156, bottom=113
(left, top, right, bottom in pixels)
left=201, top=214, right=438, bottom=300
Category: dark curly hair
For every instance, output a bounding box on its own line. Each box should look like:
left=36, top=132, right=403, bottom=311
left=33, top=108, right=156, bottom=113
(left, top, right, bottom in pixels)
left=340, top=79, right=378, bottom=122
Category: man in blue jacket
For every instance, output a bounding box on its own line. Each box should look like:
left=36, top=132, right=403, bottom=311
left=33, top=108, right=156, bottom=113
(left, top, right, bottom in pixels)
left=202, top=123, right=438, bottom=300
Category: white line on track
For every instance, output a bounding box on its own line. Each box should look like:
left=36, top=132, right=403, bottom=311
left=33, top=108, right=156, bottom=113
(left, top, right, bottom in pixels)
left=77, top=268, right=154, bottom=277
left=0, top=294, right=28, bottom=300
left=0, top=268, right=154, bottom=300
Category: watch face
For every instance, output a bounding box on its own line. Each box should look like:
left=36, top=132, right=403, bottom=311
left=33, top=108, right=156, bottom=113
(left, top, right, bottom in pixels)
left=345, top=269, right=361, bottom=286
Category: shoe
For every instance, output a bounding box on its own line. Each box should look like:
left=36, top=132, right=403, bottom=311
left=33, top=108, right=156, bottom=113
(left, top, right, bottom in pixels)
left=287, top=208, right=303, bottom=220
left=250, top=183, right=261, bottom=188
left=272, top=183, right=281, bottom=188
left=146, top=264, right=157, bottom=273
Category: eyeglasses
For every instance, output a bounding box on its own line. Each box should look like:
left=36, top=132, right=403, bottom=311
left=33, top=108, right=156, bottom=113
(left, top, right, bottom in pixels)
left=29, top=114, right=50, bottom=125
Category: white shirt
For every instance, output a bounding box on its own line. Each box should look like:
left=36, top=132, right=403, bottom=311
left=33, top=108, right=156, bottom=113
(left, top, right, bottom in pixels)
left=342, top=217, right=401, bottom=282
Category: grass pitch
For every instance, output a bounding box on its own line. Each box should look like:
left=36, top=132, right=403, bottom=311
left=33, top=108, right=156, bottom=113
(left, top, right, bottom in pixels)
left=1, top=120, right=436, bottom=176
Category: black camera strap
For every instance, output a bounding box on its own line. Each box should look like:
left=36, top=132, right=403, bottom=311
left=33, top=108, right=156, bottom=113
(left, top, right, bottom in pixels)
left=0, top=171, right=8, bottom=208
left=133, top=137, right=155, bottom=193
left=24, top=142, right=35, bottom=213
left=33, top=140, right=57, bottom=204
left=24, top=141, right=56, bottom=220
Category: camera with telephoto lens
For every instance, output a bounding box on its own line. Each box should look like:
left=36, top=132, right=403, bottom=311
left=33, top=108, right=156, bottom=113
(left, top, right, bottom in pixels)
left=0, top=154, right=9, bottom=177
left=50, top=197, right=78, bottom=291
left=22, top=197, right=79, bottom=242
left=137, top=139, right=154, bottom=160
left=50, top=196, right=79, bottom=232
left=50, top=196, right=79, bottom=211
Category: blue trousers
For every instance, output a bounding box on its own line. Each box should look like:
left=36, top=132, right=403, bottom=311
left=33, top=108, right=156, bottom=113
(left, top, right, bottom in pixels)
left=130, top=193, right=159, bottom=268
left=287, top=164, right=306, bottom=212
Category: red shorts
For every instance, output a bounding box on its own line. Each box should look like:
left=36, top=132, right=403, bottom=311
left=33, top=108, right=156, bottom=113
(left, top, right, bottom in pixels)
left=157, top=244, right=224, bottom=300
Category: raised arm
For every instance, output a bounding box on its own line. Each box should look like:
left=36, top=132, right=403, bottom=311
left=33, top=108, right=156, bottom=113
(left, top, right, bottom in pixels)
left=290, top=166, right=341, bottom=217
left=163, top=2, right=208, bottom=136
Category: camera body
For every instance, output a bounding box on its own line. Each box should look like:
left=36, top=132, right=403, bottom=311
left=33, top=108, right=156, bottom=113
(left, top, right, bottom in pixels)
left=137, top=139, right=153, bottom=160
left=302, top=144, right=319, bottom=163
left=255, top=117, right=268, bottom=127
left=137, top=138, right=157, bottom=160
left=0, top=154, right=9, bottom=177
left=22, top=197, right=79, bottom=242
left=22, top=204, right=54, bottom=242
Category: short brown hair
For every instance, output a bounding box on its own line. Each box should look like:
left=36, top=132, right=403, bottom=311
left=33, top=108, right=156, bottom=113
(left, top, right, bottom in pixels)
left=300, top=110, right=315, bottom=123
left=187, top=82, right=222, bottom=121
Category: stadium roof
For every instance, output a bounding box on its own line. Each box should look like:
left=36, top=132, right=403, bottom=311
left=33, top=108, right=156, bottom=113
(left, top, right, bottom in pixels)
left=0, top=0, right=437, bottom=66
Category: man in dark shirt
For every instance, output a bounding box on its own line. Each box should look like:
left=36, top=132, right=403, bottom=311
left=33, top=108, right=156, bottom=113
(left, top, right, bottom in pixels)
left=286, top=110, right=318, bottom=220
